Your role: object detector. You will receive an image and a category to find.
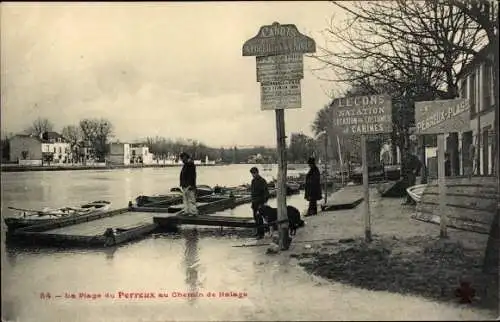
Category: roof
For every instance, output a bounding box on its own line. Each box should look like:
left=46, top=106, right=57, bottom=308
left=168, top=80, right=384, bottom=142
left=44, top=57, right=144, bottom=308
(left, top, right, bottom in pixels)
left=12, top=134, right=41, bottom=141
left=42, top=131, right=64, bottom=141
left=456, top=43, right=495, bottom=80
left=12, top=132, right=68, bottom=143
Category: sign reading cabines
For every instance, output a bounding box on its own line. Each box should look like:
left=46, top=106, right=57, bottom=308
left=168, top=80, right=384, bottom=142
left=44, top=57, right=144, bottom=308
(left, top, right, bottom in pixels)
left=332, top=94, right=393, bottom=135
left=242, top=22, right=316, bottom=111
left=414, top=99, right=470, bottom=135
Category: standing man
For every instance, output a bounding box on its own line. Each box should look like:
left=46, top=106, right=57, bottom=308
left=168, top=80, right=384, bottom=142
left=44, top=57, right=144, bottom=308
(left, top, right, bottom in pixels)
left=402, top=148, right=422, bottom=205
left=305, top=157, right=322, bottom=217
left=250, top=167, right=269, bottom=239
left=179, top=152, right=198, bottom=216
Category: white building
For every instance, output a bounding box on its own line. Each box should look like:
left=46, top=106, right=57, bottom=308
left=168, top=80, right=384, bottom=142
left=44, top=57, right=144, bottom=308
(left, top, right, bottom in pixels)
left=205, top=155, right=216, bottom=165
left=130, top=146, right=154, bottom=164
left=106, top=142, right=131, bottom=165
left=457, top=43, right=496, bottom=175
left=10, top=132, right=72, bottom=165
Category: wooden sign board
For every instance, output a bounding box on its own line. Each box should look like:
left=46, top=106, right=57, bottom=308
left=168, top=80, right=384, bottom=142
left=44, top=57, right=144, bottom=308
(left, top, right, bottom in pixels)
left=243, top=22, right=316, bottom=111
left=242, top=22, right=317, bottom=249
left=260, top=80, right=301, bottom=110
left=331, top=94, right=393, bottom=135
left=414, top=99, right=470, bottom=135
left=242, top=22, right=316, bottom=56
left=256, top=54, right=303, bottom=82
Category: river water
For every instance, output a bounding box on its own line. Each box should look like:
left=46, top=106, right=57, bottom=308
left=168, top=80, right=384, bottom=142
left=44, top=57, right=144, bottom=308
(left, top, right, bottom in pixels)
left=1, top=165, right=496, bottom=321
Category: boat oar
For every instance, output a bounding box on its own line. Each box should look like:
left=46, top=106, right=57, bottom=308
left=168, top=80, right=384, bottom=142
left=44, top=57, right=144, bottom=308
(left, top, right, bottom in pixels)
left=8, top=206, right=45, bottom=213
left=7, top=206, right=67, bottom=217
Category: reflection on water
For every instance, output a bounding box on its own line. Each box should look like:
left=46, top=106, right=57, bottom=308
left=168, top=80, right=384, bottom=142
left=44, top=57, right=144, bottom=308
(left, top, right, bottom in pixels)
left=104, top=246, right=118, bottom=262
left=183, top=229, right=201, bottom=305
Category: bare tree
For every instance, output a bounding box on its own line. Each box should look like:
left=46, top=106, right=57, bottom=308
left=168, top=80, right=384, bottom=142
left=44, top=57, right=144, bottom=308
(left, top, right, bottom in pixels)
left=312, top=1, right=483, bottom=97
left=310, top=0, right=491, bottom=178
left=61, top=125, right=82, bottom=163
left=79, top=118, right=114, bottom=161
left=26, top=117, right=54, bottom=137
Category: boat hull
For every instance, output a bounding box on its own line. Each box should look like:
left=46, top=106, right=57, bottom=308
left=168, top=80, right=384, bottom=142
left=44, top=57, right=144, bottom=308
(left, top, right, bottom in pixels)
left=4, top=201, right=111, bottom=232
left=406, top=184, right=427, bottom=203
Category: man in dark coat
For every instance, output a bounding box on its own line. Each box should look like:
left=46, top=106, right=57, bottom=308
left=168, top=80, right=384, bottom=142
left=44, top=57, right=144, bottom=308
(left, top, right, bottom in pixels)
left=305, top=157, right=322, bottom=217
left=250, top=167, right=269, bottom=239
left=180, top=152, right=198, bottom=216
left=402, top=149, right=422, bottom=205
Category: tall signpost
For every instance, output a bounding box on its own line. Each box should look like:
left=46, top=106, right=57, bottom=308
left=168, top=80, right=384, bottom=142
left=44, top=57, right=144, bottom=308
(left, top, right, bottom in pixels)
left=415, top=98, right=471, bottom=238
left=331, top=94, right=393, bottom=242
left=243, top=22, right=316, bottom=250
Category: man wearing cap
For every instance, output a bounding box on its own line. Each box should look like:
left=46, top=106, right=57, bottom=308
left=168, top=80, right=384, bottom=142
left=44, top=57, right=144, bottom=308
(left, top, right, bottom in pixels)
left=250, top=167, right=269, bottom=239
left=305, top=157, right=322, bottom=216
left=179, top=152, right=198, bottom=216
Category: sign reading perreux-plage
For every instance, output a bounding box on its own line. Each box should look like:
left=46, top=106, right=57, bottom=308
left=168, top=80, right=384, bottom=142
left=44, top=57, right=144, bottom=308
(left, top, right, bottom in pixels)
left=260, top=80, right=301, bottom=110
left=332, top=94, right=392, bottom=135
left=414, top=99, right=470, bottom=135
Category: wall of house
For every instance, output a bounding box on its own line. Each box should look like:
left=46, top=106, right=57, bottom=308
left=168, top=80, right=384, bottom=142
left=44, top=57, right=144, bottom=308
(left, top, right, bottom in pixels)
left=19, top=159, right=43, bottom=166
left=131, top=147, right=154, bottom=164
left=44, top=142, right=72, bottom=163
left=9, top=137, right=42, bottom=162
left=457, top=51, right=496, bottom=176
left=107, top=143, right=131, bottom=165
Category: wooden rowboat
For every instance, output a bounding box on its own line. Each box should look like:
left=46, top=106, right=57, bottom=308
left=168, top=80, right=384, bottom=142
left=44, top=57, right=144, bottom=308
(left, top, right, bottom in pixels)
left=4, top=200, right=111, bottom=231
left=134, top=192, right=183, bottom=207
left=170, top=184, right=215, bottom=197
left=406, top=184, right=427, bottom=203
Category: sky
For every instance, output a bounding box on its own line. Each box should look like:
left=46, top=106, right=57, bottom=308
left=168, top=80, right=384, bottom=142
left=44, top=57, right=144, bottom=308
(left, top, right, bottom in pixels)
left=1, top=2, right=342, bottom=148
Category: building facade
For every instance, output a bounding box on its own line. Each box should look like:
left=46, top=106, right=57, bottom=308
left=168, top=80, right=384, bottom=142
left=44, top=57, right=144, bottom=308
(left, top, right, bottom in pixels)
left=9, top=135, right=43, bottom=164
left=457, top=44, right=496, bottom=176
left=130, top=146, right=154, bottom=164
left=9, top=132, right=72, bottom=164
left=107, top=142, right=131, bottom=165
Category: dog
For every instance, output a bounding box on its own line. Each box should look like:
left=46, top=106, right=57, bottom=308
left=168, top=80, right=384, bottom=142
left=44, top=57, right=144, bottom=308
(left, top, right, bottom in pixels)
left=257, top=205, right=305, bottom=236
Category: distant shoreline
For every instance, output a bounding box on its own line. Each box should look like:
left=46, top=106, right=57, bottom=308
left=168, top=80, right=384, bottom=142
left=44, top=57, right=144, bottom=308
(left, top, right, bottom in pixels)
left=0, top=163, right=226, bottom=172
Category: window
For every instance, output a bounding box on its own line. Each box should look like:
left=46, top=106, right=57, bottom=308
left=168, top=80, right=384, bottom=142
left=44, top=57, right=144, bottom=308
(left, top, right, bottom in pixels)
left=469, top=72, right=476, bottom=114
left=58, top=147, right=62, bottom=153
left=490, top=63, right=495, bottom=106
left=53, top=147, right=56, bottom=153
left=21, top=151, right=28, bottom=159
left=482, top=62, right=492, bottom=110
left=460, top=78, right=467, bottom=99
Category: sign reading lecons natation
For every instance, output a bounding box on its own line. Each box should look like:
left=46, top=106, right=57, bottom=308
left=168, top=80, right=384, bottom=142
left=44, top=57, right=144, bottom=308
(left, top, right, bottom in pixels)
left=332, top=94, right=393, bottom=135
left=414, top=99, right=470, bottom=135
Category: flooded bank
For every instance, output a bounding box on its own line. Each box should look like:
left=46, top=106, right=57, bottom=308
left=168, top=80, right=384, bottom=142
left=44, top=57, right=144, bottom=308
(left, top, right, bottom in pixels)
left=1, top=166, right=496, bottom=321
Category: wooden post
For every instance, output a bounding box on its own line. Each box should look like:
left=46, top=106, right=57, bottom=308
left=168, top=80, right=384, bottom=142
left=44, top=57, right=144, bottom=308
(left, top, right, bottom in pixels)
left=337, top=135, right=344, bottom=186
left=361, top=135, right=372, bottom=242
left=324, top=134, right=328, bottom=204
left=437, top=133, right=447, bottom=238
left=275, top=109, right=289, bottom=250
